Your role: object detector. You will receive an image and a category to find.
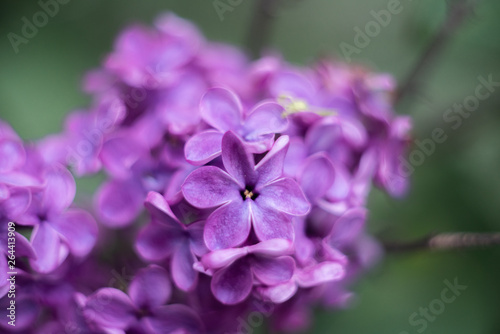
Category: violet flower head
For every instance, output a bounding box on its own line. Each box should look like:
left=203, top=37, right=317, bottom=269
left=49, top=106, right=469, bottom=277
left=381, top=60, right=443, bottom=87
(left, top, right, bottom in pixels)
left=84, top=265, right=204, bottom=333
left=136, top=191, right=208, bottom=291
left=184, top=88, right=289, bottom=165
left=182, top=131, right=310, bottom=250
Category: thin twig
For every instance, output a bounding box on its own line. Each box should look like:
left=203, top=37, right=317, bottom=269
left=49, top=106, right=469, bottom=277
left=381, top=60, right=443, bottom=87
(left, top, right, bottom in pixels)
left=246, top=0, right=280, bottom=59
left=383, top=232, right=500, bottom=253
left=395, top=0, right=479, bottom=104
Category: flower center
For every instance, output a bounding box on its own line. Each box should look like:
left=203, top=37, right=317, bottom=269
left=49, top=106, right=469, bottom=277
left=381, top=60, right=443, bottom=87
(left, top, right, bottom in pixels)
left=241, top=188, right=258, bottom=200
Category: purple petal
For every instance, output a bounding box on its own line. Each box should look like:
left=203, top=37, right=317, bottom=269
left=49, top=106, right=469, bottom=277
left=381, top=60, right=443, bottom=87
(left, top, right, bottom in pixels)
left=255, top=135, right=289, bottom=188
left=95, top=179, right=144, bottom=228
left=1, top=187, right=31, bottom=220
left=182, top=166, right=240, bottom=209
left=329, top=208, right=367, bottom=247
left=251, top=256, right=294, bottom=285
left=200, top=88, right=242, bottom=132
left=0, top=139, right=25, bottom=173
left=171, top=242, right=198, bottom=291
left=255, top=281, right=297, bottom=304
left=136, top=222, right=181, bottom=261
left=295, top=262, right=345, bottom=288
left=211, top=259, right=253, bottom=305
left=13, top=232, right=36, bottom=259
left=250, top=202, right=294, bottom=242
left=187, top=221, right=208, bottom=256
left=325, top=162, right=351, bottom=201
left=298, top=153, right=335, bottom=203
left=204, top=201, right=251, bottom=250
left=243, top=102, right=288, bottom=139
left=146, top=304, right=204, bottom=334
left=184, top=130, right=223, bottom=165
left=129, top=265, right=171, bottom=309
left=306, top=118, right=342, bottom=154
left=51, top=209, right=98, bottom=257
left=41, top=165, right=76, bottom=215
left=84, top=288, right=136, bottom=330
left=144, top=191, right=182, bottom=228
left=257, top=178, right=310, bottom=216
left=201, top=247, right=247, bottom=270
left=100, top=134, right=143, bottom=179
left=247, top=238, right=294, bottom=257
left=0, top=171, right=42, bottom=188
left=221, top=131, right=256, bottom=187
left=30, top=223, right=66, bottom=273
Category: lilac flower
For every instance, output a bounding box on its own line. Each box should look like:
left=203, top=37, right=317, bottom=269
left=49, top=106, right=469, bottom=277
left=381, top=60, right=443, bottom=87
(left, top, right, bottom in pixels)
left=84, top=265, right=204, bottom=333
left=17, top=165, right=97, bottom=273
left=200, top=239, right=295, bottom=305
left=184, top=88, right=288, bottom=165
left=136, top=191, right=208, bottom=291
left=182, top=131, right=310, bottom=250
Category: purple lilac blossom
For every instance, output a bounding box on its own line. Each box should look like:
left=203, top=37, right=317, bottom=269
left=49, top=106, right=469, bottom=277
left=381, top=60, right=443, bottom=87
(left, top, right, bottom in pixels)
left=0, top=12, right=412, bottom=333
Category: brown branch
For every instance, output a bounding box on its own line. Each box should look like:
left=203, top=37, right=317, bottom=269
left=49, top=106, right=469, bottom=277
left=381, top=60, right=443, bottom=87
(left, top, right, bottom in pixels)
left=383, top=232, right=500, bottom=253
left=395, top=0, right=479, bottom=104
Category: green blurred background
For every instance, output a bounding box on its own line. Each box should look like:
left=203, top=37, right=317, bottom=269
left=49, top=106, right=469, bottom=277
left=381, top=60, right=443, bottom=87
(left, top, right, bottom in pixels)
left=1, top=0, right=499, bottom=333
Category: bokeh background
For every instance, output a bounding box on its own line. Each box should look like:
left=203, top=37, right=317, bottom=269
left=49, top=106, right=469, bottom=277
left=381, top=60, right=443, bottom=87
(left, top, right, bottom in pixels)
left=1, top=0, right=499, bottom=333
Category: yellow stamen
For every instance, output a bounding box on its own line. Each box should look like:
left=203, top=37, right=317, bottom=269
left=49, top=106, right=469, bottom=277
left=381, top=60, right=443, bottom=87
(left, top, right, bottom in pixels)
left=243, top=189, right=254, bottom=199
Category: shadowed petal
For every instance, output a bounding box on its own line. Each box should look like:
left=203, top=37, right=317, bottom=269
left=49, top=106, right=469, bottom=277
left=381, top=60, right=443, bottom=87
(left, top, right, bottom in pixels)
left=182, top=166, right=240, bottom=209
left=51, top=209, right=98, bottom=257
left=146, top=304, right=204, bottom=334
left=129, top=265, right=171, bottom=309
left=255, top=135, right=289, bottom=188
left=144, top=191, right=182, bottom=228
left=221, top=131, right=256, bottom=187
left=200, top=88, right=242, bottom=131
left=187, top=221, right=208, bottom=256
left=257, top=178, right=310, bottom=216
left=211, top=258, right=252, bottom=305
left=250, top=202, right=294, bottom=242
left=243, top=102, right=288, bottom=139
left=172, top=242, right=198, bottom=291
left=184, top=130, right=223, bottom=165
left=252, top=256, right=294, bottom=286
left=135, top=223, right=182, bottom=261
left=84, top=288, right=136, bottom=330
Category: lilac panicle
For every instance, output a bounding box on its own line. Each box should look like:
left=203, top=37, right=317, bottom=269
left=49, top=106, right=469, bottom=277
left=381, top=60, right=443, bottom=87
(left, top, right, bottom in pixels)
left=0, top=12, right=412, bottom=333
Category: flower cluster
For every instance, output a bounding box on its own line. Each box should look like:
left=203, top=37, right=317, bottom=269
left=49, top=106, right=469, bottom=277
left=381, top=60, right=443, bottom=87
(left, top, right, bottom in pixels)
left=0, top=13, right=411, bottom=334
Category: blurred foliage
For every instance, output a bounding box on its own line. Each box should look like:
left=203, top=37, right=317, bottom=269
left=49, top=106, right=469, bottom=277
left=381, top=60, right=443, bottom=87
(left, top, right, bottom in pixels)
left=1, top=0, right=499, bottom=333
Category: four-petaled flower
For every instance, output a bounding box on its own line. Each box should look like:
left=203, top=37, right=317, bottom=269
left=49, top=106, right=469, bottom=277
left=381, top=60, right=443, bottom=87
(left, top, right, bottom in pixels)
left=182, top=131, right=311, bottom=250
